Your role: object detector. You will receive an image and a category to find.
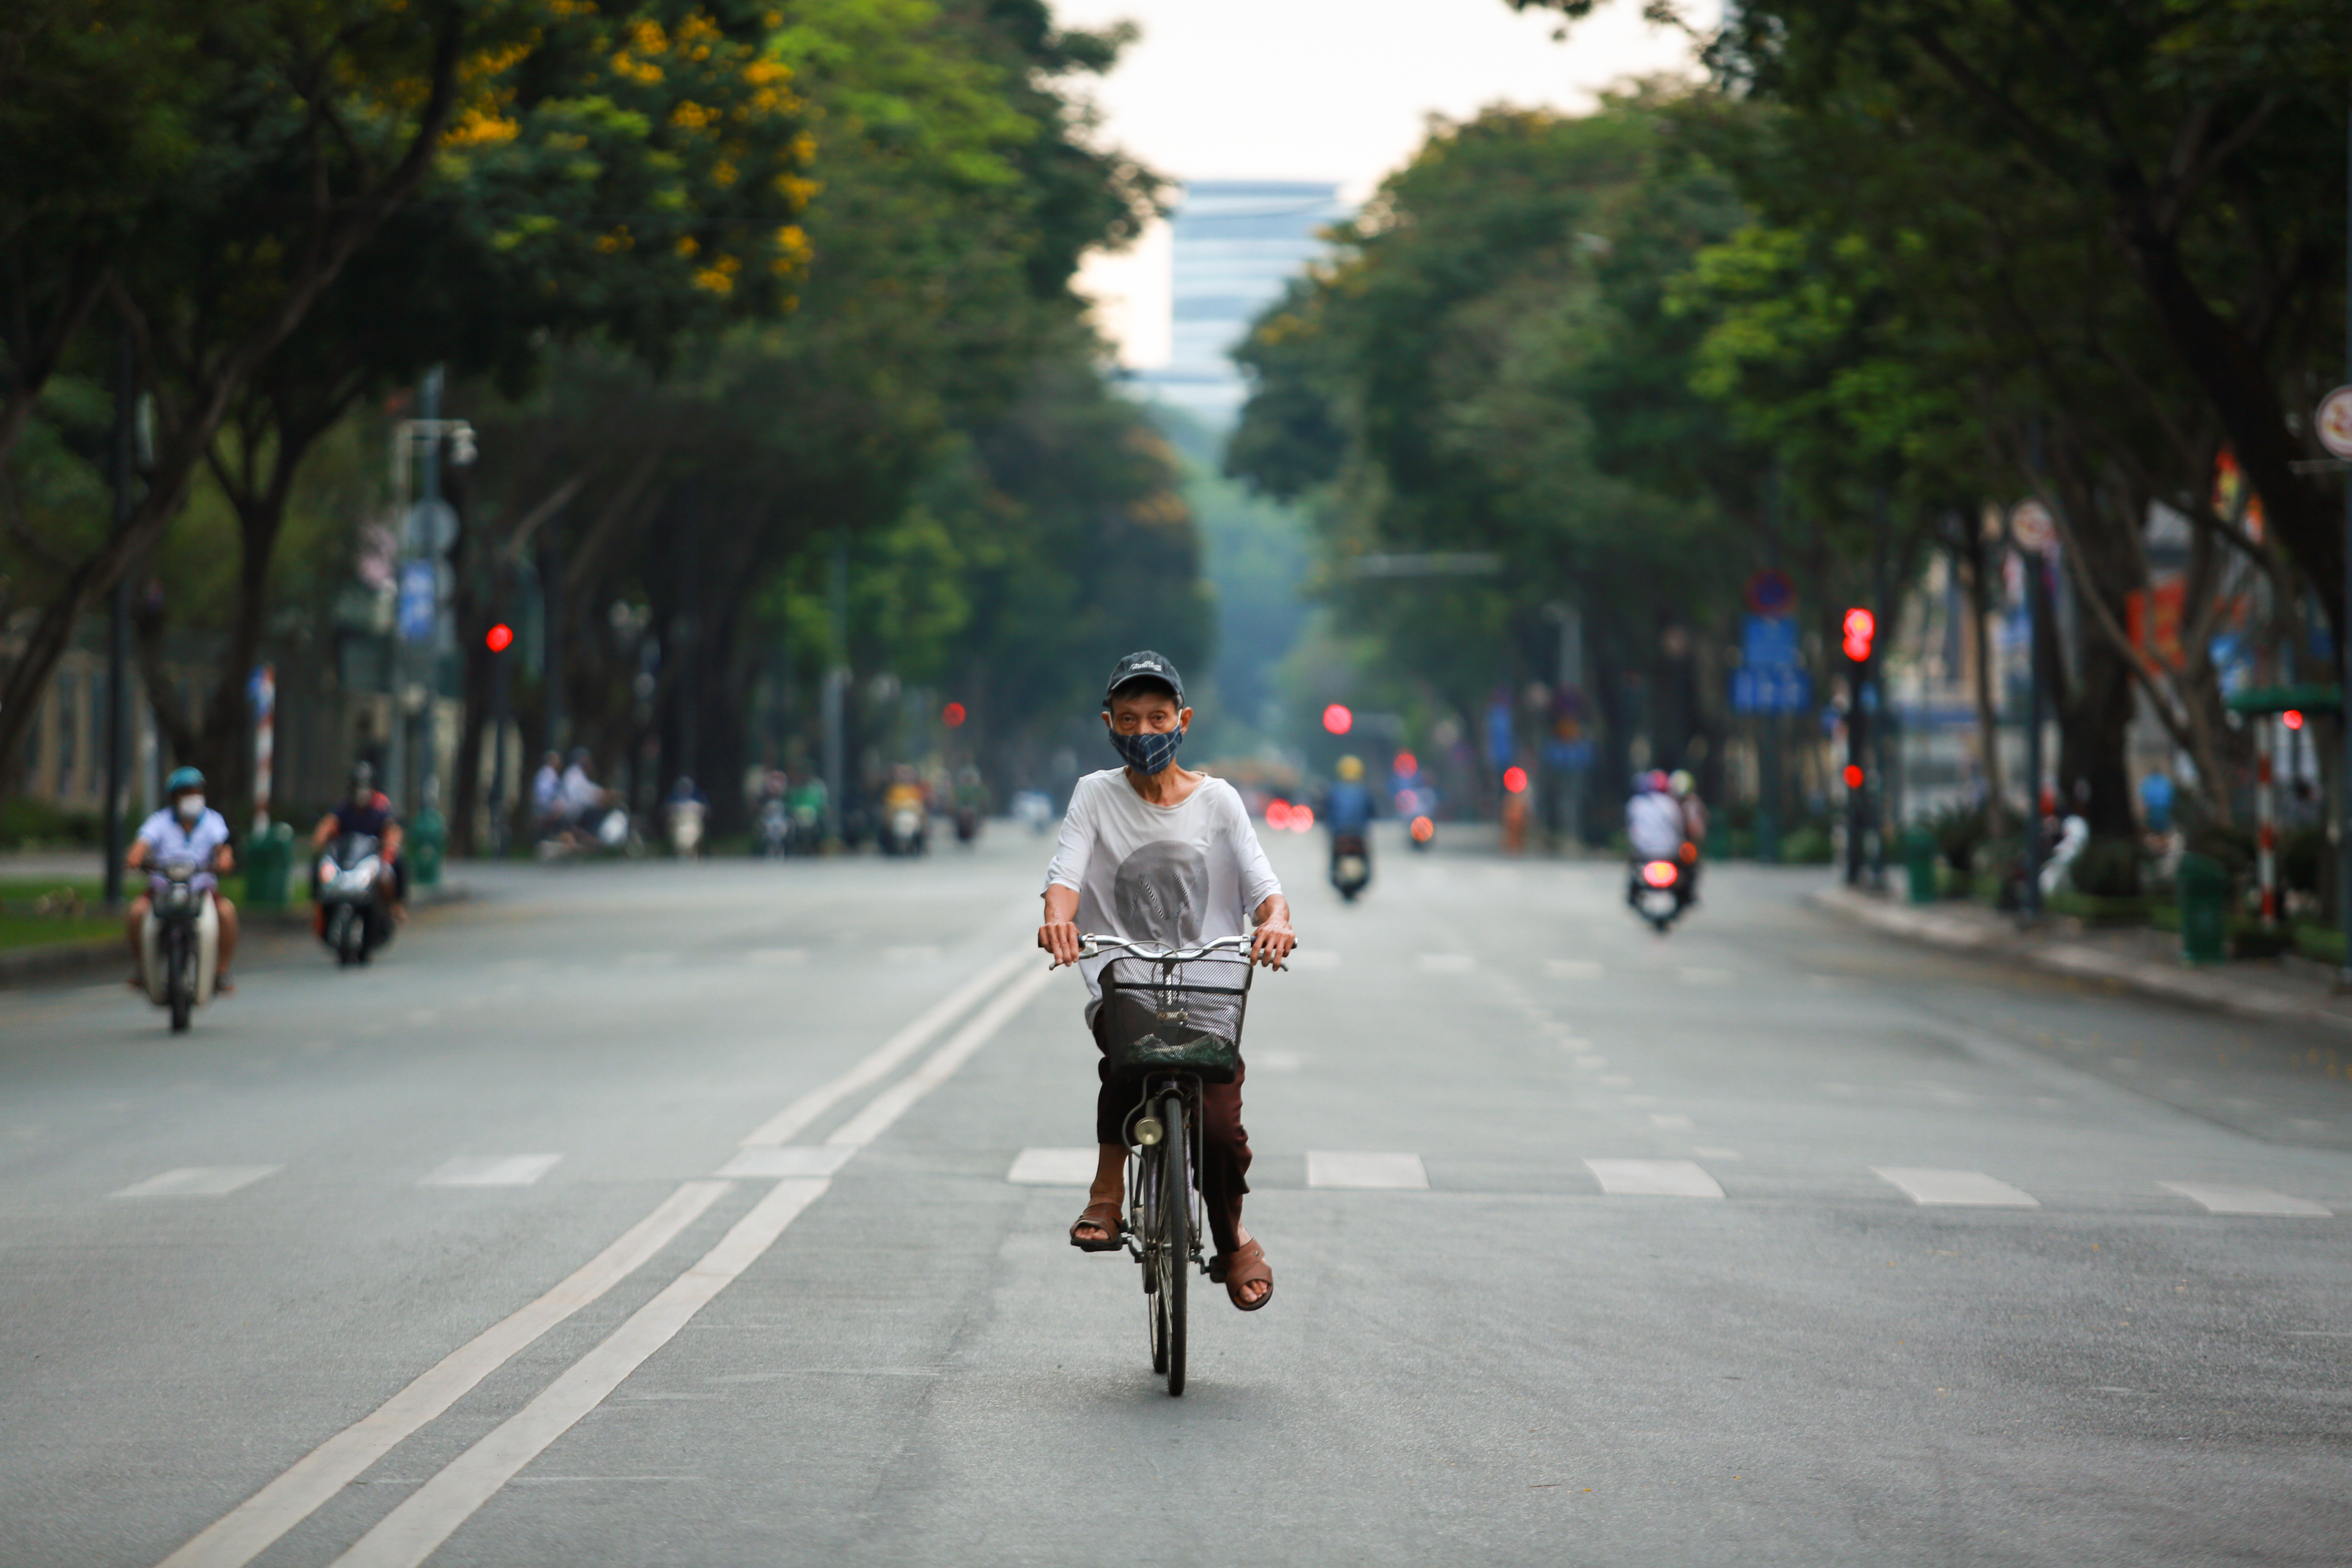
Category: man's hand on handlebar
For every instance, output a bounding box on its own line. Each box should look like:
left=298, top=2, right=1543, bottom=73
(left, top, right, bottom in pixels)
left=1039, top=884, right=1084, bottom=967
left=1249, top=893, right=1296, bottom=969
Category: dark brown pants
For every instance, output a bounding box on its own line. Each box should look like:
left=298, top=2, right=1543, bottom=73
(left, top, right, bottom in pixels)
left=1094, top=1028, right=1252, bottom=1258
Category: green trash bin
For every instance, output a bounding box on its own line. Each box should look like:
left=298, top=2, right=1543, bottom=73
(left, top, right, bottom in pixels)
left=2177, top=852, right=2227, bottom=965
left=1900, top=828, right=1939, bottom=905
left=410, top=805, right=446, bottom=889
left=243, top=821, right=294, bottom=909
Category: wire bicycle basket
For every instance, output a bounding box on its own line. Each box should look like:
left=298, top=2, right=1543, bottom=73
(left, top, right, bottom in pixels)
left=1096, top=949, right=1254, bottom=1085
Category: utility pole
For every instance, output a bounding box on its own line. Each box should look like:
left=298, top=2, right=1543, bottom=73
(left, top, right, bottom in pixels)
left=102, top=326, right=134, bottom=909
left=822, top=536, right=849, bottom=843
left=2020, top=515, right=2045, bottom=922
left=2339, top=70, right=2352, bottom=987
left=1759, top=465, right=1783, bottom=864
left=1869, top=490, right=1891, bottom=890
left=413, top=366, right=444, bottom=815
left=541, top=537, right=565, bottom=756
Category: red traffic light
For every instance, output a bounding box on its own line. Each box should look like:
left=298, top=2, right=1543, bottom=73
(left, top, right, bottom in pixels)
left=1502, top=765, right=1528, bottom=794
left=485, top=623, right=513, bottom=653
left=1393, top=751, right=1417, bottom=777
left=942, top=701, right=966, bottom=728
left=1841, top=607, right=1875, bottom=662
left=1843, top=763, right=1864, bottom=788
left=1322, top=703, right=1353, bottom=735
left=2285, top=709, right=2305, bottom=731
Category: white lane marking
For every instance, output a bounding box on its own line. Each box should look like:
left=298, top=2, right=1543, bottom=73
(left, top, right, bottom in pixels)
left=158, top=1181, right=728, bottom=1568
left=884, top=945, right=941, bottom=963
left=1873, top=1168, right=2040, bottom=1207
left=1648, top=1113, right=1695, bottom=1131
left=2158, top=1181, right=2332, bottom=1217
left=1007, top=1147, right=1100, bottom=1185
left=744, top=947, right=807, bottom=966
left=1693, top=1146, right=1743, bottom=1160
left=619, top=952, right=674, bottom=969
left=1677, top=967, right=1731, bottom=984
left=330, top=1179, right=825, bottom=1568
left=714, top=1146, right=855, bottom=1179
left=1307, top=1152, right=1430, bottom=1190
left=1418, top=953, right=1475, bottom=973
left=1571, top=1058, right=1608, bottom=1071
left=1286, top=949, right=1339, bottom=969
left=1254, top=1049, right=1304, bottom=1071
left=1599, top=1074, right=1633, bottom=1088
left=738, top=946, right=1031, bottom=1146
left=114, top=1166, right=281, bottom=1198
left=1548, top=960, right=1604, bottom=979
left=419, top=1155, right=561, bottom=1188
left=1584, top=1159, right=1724, bottom=1198
left=826, top=964, right=1056, bottom=1149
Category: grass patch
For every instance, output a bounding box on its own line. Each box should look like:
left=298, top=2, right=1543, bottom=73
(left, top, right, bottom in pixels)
left=0, top=912, right=117, bottom=950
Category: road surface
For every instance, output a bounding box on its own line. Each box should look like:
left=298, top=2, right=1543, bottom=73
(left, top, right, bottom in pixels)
left=3, top=825, right=2348, bottom=1565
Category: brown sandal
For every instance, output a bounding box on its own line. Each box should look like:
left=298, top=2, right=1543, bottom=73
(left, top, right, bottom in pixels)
left=1069, top=1200, right=1123, bottom=1252
left=1211, top=1238, right=1274, bottom=1311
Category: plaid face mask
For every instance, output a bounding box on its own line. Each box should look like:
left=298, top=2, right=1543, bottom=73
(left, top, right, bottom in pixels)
left=1109, top=724, right=1185, bottom=776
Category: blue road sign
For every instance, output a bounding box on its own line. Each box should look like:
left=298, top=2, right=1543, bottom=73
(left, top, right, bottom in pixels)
left=397, top=560, right=436, bottom=644
left=1742, top=614, right=1799, bottom=669
left=1732, top=666, right=1813, bottom=715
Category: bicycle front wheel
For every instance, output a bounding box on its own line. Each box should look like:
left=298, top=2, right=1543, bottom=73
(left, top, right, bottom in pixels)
left=1158, top=1091, right=1190, bottom=1397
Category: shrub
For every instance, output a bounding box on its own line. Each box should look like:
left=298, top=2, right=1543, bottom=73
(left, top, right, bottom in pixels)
left=2069, top=835, right=2143, bottom=898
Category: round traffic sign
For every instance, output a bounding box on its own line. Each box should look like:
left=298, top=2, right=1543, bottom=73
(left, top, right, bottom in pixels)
left=1744, top=568, right=1795, bottom=617
left=2317, top=386, right=2352, bottom=461
left=2012, top=499, right=2057, bottom=555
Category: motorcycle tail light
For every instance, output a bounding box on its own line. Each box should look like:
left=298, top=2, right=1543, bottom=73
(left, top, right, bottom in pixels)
left=1643, top=861, right=1678, bottom=888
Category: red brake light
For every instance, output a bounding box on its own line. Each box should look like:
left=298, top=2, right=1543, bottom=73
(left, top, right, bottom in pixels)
left=1643, top=861, right=1678, bottom=888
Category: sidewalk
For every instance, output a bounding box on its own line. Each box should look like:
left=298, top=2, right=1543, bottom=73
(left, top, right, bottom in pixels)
left=1809, top=882, right=2352, bottom=1033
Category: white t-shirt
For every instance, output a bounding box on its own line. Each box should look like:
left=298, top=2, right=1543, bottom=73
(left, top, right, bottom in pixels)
left=1043, top=768, right=1283, bottom=1006
left=1626, top=792, right=1686, bottom=859
left=137, top=806, right=232, bottom=887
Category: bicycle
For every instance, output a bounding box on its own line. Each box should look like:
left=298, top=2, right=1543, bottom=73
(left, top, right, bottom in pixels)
left=1079, top=932, right=1276, bottom=1396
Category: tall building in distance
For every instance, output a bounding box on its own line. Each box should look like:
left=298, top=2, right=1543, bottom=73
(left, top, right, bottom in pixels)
left=1134, top=180, right=1351, bottom=428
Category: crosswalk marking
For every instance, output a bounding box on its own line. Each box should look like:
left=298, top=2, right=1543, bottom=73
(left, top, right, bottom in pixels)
left=1417, top=953, right=1475, bottom=973
left=1648, top=1113, right=1695, bottom=1130
left=1307, top=1152, right=1429, bottom=1190
left=1677, top=967, right=1731, bottom=984
left=1873, top=1167, right=2038, bottom=1207
left=1584, top=1158, right=1723, bottom=1198
left=744, top=947, right=808, bottom=966
left=2158, top=1181, right=2332, bottom=1217
left=1006, top=1148, right=1099, bottom=1185
left=1547, top=959, right=1605, bottom=979
left=114, top=1166, right=281, bottom=1198
left=420, top=1156, right=561, bottom=1188
left=715, top=1146, right=856, bottom=1179
left=1285, top=949, right=1340, bottom=969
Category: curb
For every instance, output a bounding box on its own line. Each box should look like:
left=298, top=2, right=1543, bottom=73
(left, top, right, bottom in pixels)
left=1806, top=884, right=2352, bottom=1034
left=0, top=882, right=476, bottom=991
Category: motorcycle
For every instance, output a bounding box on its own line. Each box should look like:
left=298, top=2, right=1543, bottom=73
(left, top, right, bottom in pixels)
left=879, top=802, right=927, bottom=857
left=668, top=800, right=706, bottom=860
left=1628, top=851, right=1694, bottom=933
left=953, top=804, right=982, bottom=844
left=1330, top=832, right=1371, bottom=902
left=141, top=858, right=220, bottom=1031
left=757, top=797, right=790, bottom=858
left=316, top=832, right=394, bottom=967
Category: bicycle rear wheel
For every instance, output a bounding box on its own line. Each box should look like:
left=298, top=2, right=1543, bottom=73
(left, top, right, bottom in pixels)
left=1144, top=1140, right=1168, bottom=1374
left=1159, top=1091, right=1190, bottom=1397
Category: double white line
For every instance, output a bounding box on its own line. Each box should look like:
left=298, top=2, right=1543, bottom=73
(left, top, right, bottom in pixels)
left=160, top=946, right=1058, bottom=1568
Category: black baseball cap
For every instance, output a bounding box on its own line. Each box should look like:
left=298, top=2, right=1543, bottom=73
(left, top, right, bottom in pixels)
left=1103, top=650, right=1185, bottom=707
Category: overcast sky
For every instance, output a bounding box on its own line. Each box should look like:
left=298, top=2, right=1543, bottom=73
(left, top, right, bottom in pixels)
left=1055, top=0, right=1717, bottom=365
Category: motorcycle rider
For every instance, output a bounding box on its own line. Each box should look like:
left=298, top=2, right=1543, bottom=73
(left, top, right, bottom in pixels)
left=560, top=747, right=612, bottom=846
left=1625, top=769, right=1689, bottom=910
left=1323, top=754, right=1375, bottom=879
left=312, top=762, right=405, bottom=924
left=530, top=750, right=566, bottom=839
left=1669, top=769, right=1707, bottom=904
left=125, top=766, right=239, bottom=993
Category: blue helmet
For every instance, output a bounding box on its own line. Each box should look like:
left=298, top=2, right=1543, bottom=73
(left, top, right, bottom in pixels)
left=165, top=765, right=205, bottom=795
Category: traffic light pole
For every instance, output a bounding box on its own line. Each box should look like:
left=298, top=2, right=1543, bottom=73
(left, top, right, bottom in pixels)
left=413, top=367, right=443, bottom=814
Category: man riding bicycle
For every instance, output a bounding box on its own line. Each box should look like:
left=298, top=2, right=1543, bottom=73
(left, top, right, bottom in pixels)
left=1038, top=651, right=1297, bottom=1312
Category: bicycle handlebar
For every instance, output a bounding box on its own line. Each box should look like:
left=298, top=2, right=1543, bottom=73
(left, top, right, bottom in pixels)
left=1076, top=933, right=1293, bottom=968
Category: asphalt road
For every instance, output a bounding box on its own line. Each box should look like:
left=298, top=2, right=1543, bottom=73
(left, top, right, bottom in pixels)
left=3, top=824, right=2348, bottom=1566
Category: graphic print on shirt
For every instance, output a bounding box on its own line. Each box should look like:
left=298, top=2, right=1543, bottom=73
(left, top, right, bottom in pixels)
left=1113, top=839, right=1210, bottom=946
